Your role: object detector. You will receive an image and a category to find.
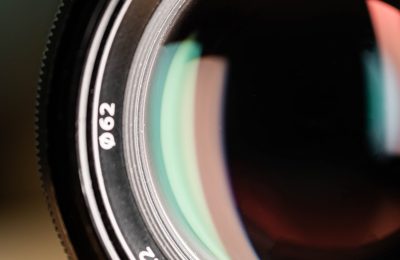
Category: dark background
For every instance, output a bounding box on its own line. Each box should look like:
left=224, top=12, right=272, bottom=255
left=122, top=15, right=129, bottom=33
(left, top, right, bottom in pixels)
left=0, top=0, right=66, bottom=258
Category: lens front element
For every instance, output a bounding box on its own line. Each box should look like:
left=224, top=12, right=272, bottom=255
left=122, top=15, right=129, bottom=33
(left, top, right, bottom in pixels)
left=139, top=0, right=400, bottom=259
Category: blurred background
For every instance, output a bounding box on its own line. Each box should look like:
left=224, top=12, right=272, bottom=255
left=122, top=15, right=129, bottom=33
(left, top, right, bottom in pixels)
left=0, top=0, right=66, bottom=259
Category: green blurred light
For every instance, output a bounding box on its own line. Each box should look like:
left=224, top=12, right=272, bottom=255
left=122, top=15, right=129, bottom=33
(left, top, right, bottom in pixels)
left=364, top=49, right=385, bottom=154
left=149, top=39, right=229, bottom=259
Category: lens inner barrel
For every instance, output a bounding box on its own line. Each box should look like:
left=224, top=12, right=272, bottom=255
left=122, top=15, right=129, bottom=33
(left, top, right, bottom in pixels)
left=146, top=0, right=400, bottom=258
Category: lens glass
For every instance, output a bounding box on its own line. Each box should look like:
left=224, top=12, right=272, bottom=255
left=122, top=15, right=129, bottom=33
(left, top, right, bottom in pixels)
left=147, top=0, right=400, bottom=258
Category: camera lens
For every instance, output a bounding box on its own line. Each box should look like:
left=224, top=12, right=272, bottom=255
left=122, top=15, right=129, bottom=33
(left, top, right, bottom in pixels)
left=38, top=0, right=400, bottom=259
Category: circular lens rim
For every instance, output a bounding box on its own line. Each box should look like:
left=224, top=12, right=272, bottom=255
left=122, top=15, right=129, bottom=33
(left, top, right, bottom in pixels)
left=123, top=0, right=215, bottom=259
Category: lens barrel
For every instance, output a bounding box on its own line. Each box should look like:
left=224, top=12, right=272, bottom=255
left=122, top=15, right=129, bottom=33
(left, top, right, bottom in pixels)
left=38, top=0, right=400, bottom=259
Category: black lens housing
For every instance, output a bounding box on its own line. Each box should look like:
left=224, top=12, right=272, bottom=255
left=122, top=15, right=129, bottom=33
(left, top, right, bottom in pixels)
left=38, top=0, right=166, bottom=259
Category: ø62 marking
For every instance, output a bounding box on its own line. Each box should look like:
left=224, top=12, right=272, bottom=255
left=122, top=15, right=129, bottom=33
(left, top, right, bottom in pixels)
left=98, top=102, right=116, bottom=150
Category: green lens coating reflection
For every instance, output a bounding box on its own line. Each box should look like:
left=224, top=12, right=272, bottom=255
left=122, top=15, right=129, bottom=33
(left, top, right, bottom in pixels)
left=149, top=39, right=229, bottom=259
left=364, top=49, right=385, bottom=154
